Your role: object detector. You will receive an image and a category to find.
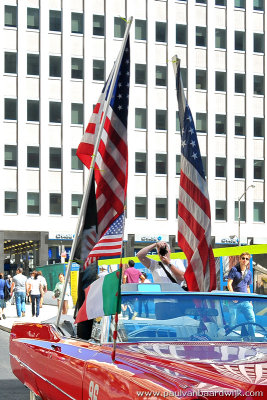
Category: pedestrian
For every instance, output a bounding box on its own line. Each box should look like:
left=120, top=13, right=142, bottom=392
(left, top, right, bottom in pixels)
left=227, top=252, right=255, bottom=337
left=27, top=271, right=43, bottom=318
left=37, top=271, right=47, bottom=308
left=137, top=241, right=185, bottom=285
left=138, top=273, right=151, bottom=317
left=0, top=273, right=10, bottom=320
left=10, top=267, right=27, bottom=318
left=26, top=271, right=35, bottom=304
left=53, top=273, right=71, bottom=315
left=123, top=260, right=145, bottom=284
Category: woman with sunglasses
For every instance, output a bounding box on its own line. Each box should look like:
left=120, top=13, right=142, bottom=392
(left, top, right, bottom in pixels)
left=227, top=252, right=255, bottom=337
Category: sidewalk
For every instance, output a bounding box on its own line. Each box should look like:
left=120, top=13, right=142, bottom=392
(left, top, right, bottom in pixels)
left=0, top=292, right=75, bottom=333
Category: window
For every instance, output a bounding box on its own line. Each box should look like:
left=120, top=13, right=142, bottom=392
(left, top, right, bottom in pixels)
left=135, top=152, right=147, bottom=173
left=27, top=54, right=39, bottom=75
left=235, top=74, right=246, bottom=93
left=93, top=15, right=104, bottom=36
left=156, top=154, right=167, bottom=174
left=202, top=156, right=207, bottom=177
left=254, top=160, right=264, bottom=179
left=181, top=68, right=188, bottom=88
left=5, top=5, right=17, bottom=27
left=235, top=159, right=245, bottom=178
left=215, top=71, right=226, bottom=91
left=135, top=108, right=147, bottom=129
left=254, top=0, right=264, bottom=11
left=135, top=19, right=147, bottom=40
left=135, top=64, right=147, bottom=85
left=235, top=201, right=246, bottom=222
left=216, top=157, right=226, bottom=177
left=176, top=155, right=181, bottom=175
left=27, top=8, right=39, bottom=29
left=216, top=0, right=226, bottom=5
left=196, top=113, right=207, bottom=133
left=176, top=112, right=181, bottom=132
left=72, top=194, right=82, bottom=215
left=49, top=102, right=61, bottom=123
left=156, top=198, right=167, bottom=219
left=156, top=110, right=167, bottom=130
left=5, top=52, right=17, bottom=74
left=216, top=114, right=227, bottom=135
left=235, top=31, right=245, bottom=51
left=71, top=103, right=83, bottom=125
left=93, top=60, right=104, bottom=81
left=114, top=17, right=126, bottom=38
left=27, top=193, right=40, bottom=214
left=156, top=66, right=167, bottom=86
left=71, top=12, right=83, bottom=34
left=196, top=26, right=207, bottom=47
left=71, top=149, right=83, bottom=170
left=5, top=145, right=17, bottom=167
left=254, top=117, right=264, bottom=137
left=215, top=200, right=227, bottom=220
left=5, top=192, right=17, bottom=214
left=235, top=116, right=246, bottom=136
left=49, top=56, right=61, bottom=77
left=235, top=0, right=246, bottom=8
left=135, top=197, right=147, bottom=218
left=49, top=148, right=61, bottom=169
left=71, top=58, right=83, bottom=79
left=156, top=22, right=167, bottom=43
left=27, top=100, right=39, bottom=122
left=254, top=202, right=264, bottom=222
left=196, top=70, right=207, bottom=90
left=254, top=33, right=264, bottom=53
left=27, top=146, right=39, bottom=168
left=50, top=194, right=62, bottom=215
left=176, top=24, right=187, bottom=45
left=254, top=75, right=264, bottom=95
left=215, top=29, right=226, bottom=49
left=5, top=98, right=17, bottom=120
left=49, top=10, right=61, bottom=32
left=196, top=0, right=206, bottom=3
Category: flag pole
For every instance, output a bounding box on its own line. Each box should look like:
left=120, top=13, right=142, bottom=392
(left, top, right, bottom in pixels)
left=55, top=17, right=133, bottom=328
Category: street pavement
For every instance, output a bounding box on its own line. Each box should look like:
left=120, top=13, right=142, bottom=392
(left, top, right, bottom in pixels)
left=0, top=291, right=75, bottom=333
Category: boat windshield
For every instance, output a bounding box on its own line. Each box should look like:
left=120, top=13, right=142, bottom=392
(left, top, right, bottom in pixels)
left=103, top=293, right=267, bottom=343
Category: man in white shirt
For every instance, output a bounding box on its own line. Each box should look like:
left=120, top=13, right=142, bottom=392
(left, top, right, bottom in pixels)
left=137, top=241, right=185, bottom=285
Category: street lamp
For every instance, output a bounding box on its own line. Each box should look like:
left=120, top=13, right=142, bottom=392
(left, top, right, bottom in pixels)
left=238, top=185, right=255, bottom=246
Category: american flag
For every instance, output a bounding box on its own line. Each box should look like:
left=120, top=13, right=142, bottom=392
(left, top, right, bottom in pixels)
left=175, top=58, right=216, bottom=292
left=88, top=213, right=124, bottom=258
left=77, top=37, right=130, bottom=267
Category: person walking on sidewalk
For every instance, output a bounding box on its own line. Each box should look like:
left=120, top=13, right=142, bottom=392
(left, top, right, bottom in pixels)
left=53, top=273, right=71, bottom=315
left=27, top=271, right=43, bottom=318
left=10, top=267, right=27, bottom=318
left=0, top=273, right=10, bottom=320
left=37, top=271, right=47, bottom=308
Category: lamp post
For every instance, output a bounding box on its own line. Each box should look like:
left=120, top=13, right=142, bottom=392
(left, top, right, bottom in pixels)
left=238, top=185, right=255, bottom=246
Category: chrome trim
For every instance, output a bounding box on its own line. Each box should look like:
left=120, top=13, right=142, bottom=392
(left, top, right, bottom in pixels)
left=10, top=353, right=77, bottom=400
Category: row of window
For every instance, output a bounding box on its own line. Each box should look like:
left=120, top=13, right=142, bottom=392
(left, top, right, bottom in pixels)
left=4, top=191, right=264, bottom=222
left=4, top=52, right=265, bottom=97
left=176, top=26, right=264, bottom=53
left=4, top=191, right=82, bottom=216
left=215, top=0, right=264, bottom=10
left=4, top=146, right=82, bottom=170
left=5, top=5, right=265, bottom=45
left=4, top=145, right=265, bottom=181
left=3, top=99, right=265, bottom=138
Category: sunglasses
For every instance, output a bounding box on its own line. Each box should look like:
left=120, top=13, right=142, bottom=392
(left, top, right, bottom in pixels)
left=241, top=257, right=249, bottom=260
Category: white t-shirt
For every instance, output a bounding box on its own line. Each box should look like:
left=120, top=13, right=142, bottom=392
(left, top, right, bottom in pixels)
left=38, top=275, right=47, bottom=288
left=30, top=279, right=41, bottom=295
left=149, top=259, right=185, bottom=285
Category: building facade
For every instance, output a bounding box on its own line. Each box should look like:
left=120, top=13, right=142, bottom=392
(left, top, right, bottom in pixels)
left=1, top=0, right=266, bottom=272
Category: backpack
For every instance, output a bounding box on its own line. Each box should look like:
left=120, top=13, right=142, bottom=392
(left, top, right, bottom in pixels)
left=4, top=281, right=11, bottom=301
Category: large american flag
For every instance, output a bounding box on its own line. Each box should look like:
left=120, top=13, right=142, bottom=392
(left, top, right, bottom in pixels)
left=77, top=38, right=130, bottom=267
left=175, top=59, right=216, bottom=292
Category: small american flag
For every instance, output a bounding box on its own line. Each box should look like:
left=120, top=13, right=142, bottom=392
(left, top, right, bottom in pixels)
left=88, top=213, right=124, bottom=258
left=77, top=37, right=130, bottom=267
left=175, top=58, right=216, bottom=292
